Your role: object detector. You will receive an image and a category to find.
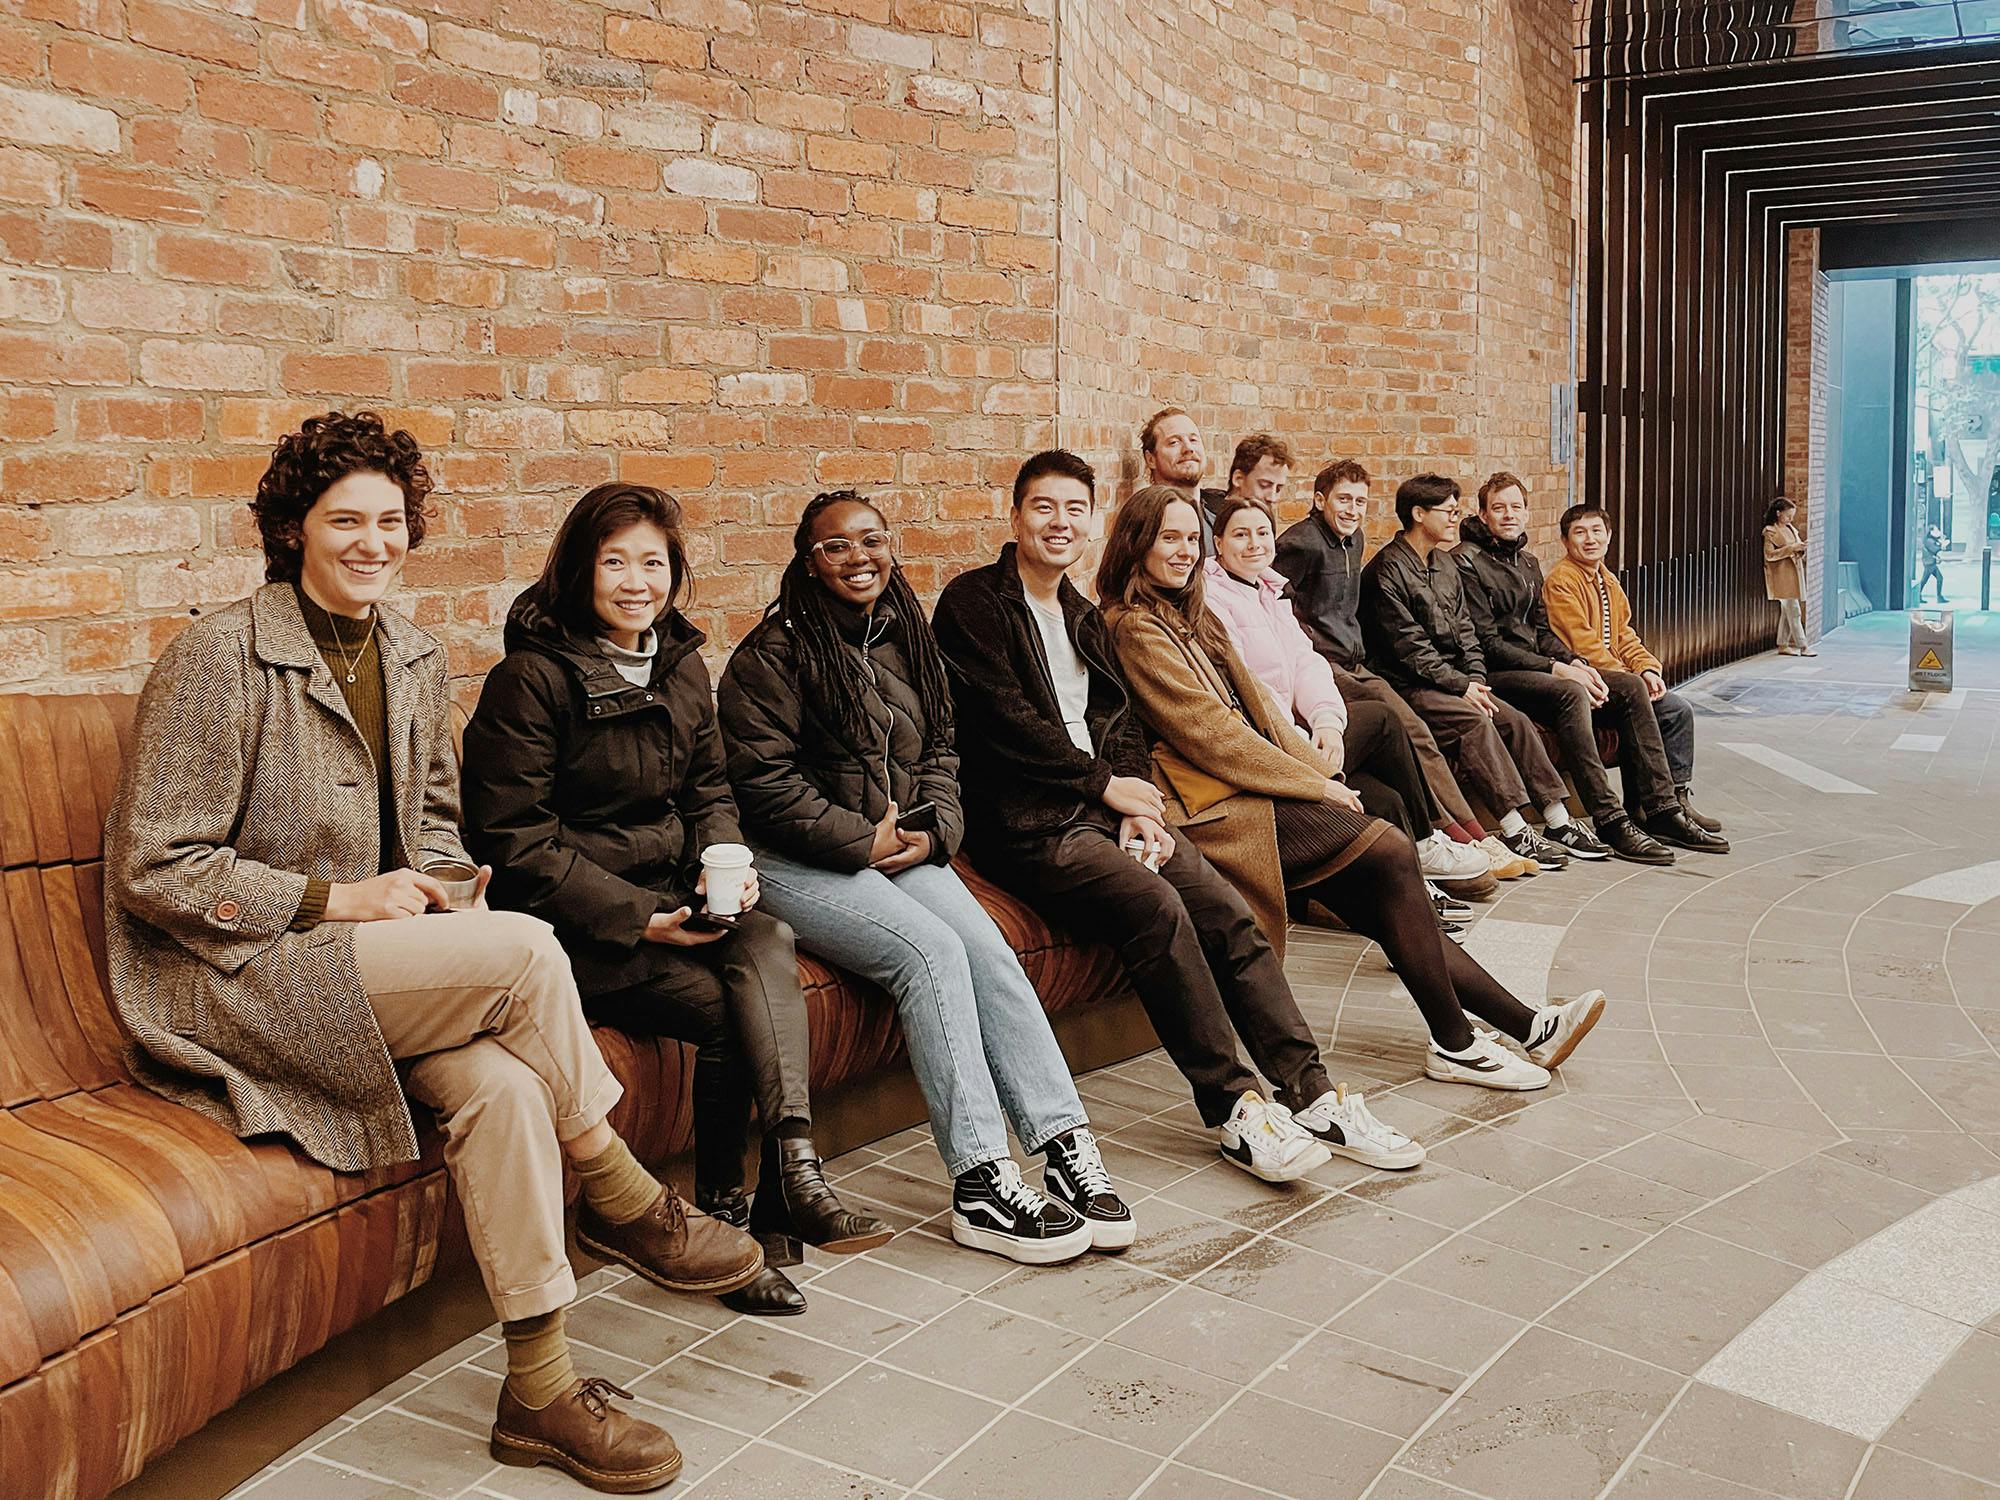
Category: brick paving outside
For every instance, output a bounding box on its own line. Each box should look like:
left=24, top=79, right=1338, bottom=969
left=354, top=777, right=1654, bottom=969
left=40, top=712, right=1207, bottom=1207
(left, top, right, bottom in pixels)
left=220, top=616, right=2000, bottom=1500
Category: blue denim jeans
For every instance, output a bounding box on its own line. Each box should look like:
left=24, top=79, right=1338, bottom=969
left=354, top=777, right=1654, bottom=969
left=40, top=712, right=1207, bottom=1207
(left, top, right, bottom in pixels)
left=1654, top=689, right=1695, bottom=788
left=751, top=853, right=1088, bottom=1178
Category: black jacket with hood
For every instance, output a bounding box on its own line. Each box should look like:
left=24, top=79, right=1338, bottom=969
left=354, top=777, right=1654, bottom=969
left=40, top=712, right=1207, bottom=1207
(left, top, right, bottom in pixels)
left=716, top=597, right=964, bottom=873
left=1453, top=515, right=1576, bottom=675
left=930, top=543, right=1153, bottom=846
left=460, top=590, right=741, bottom=996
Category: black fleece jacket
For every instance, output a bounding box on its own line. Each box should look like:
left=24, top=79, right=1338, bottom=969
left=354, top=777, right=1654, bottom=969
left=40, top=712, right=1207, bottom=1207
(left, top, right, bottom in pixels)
left=931, top=544, right=1151, bottom=845
left=716, top=597, right=963, bottom=873
left=461, top=592, right=741, bottom=996
left=1453, top=515, right=1576, bottom=675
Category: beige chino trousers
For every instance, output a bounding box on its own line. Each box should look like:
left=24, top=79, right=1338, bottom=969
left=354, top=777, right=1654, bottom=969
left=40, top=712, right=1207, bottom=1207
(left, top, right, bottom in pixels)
left=354, top=909, right=625, bottom=1322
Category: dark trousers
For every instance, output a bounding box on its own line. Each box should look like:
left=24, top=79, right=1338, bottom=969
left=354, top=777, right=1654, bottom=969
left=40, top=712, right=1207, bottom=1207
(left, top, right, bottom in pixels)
left=1342, top=697, right=1436, bottom=843
left=1332, top=663, right=1476, bottom=829
left=586, top=909, right=812, bottom=1192
left=1485, top=670, right=1620, bottom=822
left=1398, top=684, right=1568, bottom=817
left=978, top=815, right=1332, bottom=1127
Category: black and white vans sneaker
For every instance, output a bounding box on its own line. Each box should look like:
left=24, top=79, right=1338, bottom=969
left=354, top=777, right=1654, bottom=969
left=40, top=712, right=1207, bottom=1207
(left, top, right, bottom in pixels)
left=1042, top=1127, right=1137, bottom=1251
left=1500, top=826, right=1571, bottom=871
left=952, top=1158, right=1093, bottom=1265
left=1542, top=821, right=1611, bottom=860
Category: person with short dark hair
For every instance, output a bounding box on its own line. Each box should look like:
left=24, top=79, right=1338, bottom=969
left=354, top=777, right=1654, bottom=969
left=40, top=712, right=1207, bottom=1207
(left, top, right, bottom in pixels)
left=1546, top=506, right=1728, bottom=844
left=108, top=414, right=759, bottom=1493
left=1275, top=460, right=1536, bottom=885
left=1764, top=497, right=1815, bottom=655
left=717, top=489, right=1127, bottom=1264
left=1095, top=485, right=1605, bottom=1092
left=1360, top=475, right=1579, bottom=872
left=462, top=483, right=893, bottom=1320
left=938, top=452, right=1430, bottom=1175
left=1455, top=473, right=1681, bottom=865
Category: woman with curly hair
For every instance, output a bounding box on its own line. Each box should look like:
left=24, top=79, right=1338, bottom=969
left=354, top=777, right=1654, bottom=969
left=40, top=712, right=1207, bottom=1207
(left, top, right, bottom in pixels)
left=716, top=491, right=1131, bottom=1265
left=461, top=482, right=892, bottom=1320
left=103, top=413, right=760, bottom=1493
left=1096, top=486, right=1606, bottom=1094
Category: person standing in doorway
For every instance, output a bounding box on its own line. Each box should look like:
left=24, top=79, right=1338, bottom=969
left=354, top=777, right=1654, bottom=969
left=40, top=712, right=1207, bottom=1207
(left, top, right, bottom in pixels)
left=1763, top=498, right=1815, bottom=655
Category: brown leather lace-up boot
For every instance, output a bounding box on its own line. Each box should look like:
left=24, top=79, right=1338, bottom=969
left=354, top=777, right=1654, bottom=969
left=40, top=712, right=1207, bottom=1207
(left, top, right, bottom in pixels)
left=576, top=1184, right=764, bottom=1294
left=491, top=1376, right=682, bottom=1493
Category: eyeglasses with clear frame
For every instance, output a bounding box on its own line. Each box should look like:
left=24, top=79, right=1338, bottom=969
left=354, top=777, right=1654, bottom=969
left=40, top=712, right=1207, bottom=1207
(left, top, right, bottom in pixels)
left=810, top=531, right=894, bottom=562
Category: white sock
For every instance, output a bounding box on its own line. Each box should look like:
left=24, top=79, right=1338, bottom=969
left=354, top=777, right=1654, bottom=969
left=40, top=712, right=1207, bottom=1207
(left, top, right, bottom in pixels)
left=1543, top=802, right=1572, bottom=829
left=1498, top=810, right=1528, bottom=838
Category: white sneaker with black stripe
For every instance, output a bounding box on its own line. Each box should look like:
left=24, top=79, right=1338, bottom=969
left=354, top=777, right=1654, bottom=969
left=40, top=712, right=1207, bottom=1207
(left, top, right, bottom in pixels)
left=1218, top=1092, right=1332, bottom=1182
left=1290, top=1085, right=1426, bottom=1169
left=1424, top=1031, right=1551, bottom=1091
left=951, top=1158, right=1093, bottom=1264
left=1042, top=1127, right=1137, bottom=1251
left=1525, top=990, right=1607, bottom=1069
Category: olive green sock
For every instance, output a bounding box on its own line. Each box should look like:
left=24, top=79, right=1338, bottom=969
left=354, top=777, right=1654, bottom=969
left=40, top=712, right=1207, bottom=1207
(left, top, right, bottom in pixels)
left=501, top=1308, right=577, bottom=1411
left=573, top=1136, right=661, bottom=1225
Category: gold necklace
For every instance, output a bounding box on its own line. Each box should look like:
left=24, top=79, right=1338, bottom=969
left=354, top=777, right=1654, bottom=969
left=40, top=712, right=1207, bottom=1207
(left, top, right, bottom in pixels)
left=327, top=610, right=375, bottom=685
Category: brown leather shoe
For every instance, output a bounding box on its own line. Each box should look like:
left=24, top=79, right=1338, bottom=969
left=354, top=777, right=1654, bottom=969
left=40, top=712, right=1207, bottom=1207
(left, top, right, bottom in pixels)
left=576, top=1186, right=764, bottom=1294
left=491, top=1376, right=682, bottom=1494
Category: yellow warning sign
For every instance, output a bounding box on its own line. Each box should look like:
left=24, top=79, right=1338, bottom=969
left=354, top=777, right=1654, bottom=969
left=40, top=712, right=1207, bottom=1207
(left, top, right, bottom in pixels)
left=1916, top=649, right=1944, bottom=671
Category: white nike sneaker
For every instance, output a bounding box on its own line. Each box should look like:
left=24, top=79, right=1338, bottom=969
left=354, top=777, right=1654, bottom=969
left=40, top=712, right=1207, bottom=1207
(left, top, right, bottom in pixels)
left=1524, top=990, right=1607, bottom=1069
left=1290, top=1085, right=1426, bottom=1169
left=1218, top=1092, right=1332, bottom=1182
left=1425, top=1031, right=1551, bottom=1091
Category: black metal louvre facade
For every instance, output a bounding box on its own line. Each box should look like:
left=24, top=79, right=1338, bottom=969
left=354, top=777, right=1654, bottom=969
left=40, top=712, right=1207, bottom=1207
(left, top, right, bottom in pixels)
left=1576, top=0, right=2000, bottom=676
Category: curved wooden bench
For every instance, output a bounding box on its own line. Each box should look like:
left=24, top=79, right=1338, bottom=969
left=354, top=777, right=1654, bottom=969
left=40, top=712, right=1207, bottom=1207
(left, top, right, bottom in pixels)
left=0, top=691, right=1149, bottom=1500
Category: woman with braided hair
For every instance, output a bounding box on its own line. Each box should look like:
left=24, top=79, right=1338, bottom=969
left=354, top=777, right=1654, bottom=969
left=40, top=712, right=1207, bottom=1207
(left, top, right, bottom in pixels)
left=717, top=490, right=1134, bottom=1264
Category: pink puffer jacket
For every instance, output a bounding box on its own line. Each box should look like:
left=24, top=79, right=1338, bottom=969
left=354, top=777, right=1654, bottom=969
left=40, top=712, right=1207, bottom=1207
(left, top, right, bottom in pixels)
left=1203, top=559, right=1347, bottom=734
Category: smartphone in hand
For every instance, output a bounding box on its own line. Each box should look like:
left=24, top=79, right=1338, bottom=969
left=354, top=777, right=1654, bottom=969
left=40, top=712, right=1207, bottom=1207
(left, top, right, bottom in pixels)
left=897, top=800, right=939, bottom=833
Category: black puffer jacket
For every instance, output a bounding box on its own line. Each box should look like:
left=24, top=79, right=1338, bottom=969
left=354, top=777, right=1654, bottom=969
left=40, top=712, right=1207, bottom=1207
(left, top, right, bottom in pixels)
left=1454, top=515, right=1576, bottom=674
left=461, top=591, right=741, bottom=995
left=717, top=598, right=963, bottom=872
left=1359, top=532, right=1486, bottom=695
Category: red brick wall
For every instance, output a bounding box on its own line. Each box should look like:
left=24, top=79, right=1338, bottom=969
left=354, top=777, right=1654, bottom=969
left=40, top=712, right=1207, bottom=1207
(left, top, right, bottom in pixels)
left=1783, top=226, right=1826, bottom=638
left=0, top=0, right=1573, bottom=693
left=1057, top=0, right=1575, bottom=547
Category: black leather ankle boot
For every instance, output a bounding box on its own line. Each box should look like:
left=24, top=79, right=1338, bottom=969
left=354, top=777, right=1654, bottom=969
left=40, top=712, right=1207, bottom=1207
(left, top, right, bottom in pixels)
left=749, top=1135, right=895, bottom=1257
left=696, top=1186, right=806, bottom=1317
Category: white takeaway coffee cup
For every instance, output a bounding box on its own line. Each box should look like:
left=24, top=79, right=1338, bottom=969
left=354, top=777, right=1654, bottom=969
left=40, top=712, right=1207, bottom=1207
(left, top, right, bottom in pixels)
left=700, top=843, right=755, bottom=916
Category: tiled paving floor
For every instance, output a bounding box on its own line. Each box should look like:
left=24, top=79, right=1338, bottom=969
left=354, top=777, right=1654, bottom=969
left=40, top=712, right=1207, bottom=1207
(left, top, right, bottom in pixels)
left=223, top=614, right=2000, bottom=1500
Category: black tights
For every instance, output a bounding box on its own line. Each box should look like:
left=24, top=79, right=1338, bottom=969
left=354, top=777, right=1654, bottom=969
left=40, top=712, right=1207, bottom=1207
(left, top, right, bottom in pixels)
left=1285, top=818, right=1539, bottom=1052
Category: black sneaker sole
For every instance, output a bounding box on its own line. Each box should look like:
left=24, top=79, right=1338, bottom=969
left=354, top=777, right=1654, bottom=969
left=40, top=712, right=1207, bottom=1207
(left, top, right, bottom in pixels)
left=1555, top=841, right=1610, bottom=860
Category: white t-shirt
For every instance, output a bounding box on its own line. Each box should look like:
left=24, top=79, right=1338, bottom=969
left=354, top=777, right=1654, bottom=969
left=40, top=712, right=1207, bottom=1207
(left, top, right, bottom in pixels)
left=1026, top=594, right=1094, bottom=755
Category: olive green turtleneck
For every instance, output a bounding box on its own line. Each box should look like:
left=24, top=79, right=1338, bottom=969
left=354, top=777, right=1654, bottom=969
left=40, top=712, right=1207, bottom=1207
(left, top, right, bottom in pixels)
left=291, top=585, right=396, bottom=929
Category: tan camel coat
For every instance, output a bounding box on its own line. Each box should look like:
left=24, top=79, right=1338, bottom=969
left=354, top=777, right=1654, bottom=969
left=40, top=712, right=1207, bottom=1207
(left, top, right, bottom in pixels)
left=103, top=584, right=471, bottom=1171
left=1102, top=602, right=1386, bottom=958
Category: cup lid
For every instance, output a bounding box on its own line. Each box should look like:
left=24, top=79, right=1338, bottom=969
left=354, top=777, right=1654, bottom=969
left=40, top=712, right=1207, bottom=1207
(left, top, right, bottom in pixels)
left=700, top=842, right=754, bottom=864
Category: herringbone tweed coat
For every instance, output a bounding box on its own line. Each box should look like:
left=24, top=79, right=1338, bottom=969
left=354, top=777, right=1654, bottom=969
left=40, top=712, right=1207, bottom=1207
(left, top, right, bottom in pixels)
left=104, top=584, right=471, bottom=1172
